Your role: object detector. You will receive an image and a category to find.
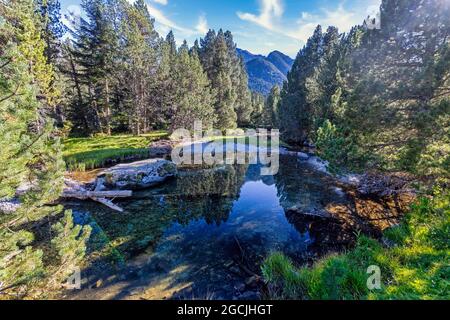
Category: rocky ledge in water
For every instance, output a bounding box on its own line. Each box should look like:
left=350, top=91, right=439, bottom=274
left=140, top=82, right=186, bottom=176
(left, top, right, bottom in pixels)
left=338, top=171, right=417, bottom=198
left=94, top=159, right=177, bottom=191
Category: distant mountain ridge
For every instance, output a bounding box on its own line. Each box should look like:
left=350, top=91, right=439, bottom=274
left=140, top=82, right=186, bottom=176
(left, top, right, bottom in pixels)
left=237, top=48, right=294, bottom=95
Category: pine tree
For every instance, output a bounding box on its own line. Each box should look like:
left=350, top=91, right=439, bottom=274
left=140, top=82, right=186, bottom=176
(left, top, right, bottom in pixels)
left=150, top=32, right=179, bottom=130
left=0, top=0, right=90, bottom=297
left=198, top=29, right=252, bottom=130
left=169, top=46, right=215, bottom=132
left=121, top=1, right=158, bottom=134
left=309, top=26, right=342, bottom=136
left=235, top=57, right=253, bottom=127
left=279, top=0, right=450, bottom=176
left=165, top=30, right=177, bottom=59
left=267, top=85, right=281, bottom=128
left=199, top=29, right=238, bottom=130
left=279, top=25, right=323, bottom=144
left=69, top=0, right=123, bottom=135
left=250, top=92, right=266, bottom=128
left=35, top=0, right=65, bottom=65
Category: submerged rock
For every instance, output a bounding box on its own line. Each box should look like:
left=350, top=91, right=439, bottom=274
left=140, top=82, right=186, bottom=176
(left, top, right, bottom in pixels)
left=95, top=159, right=177, bottom=191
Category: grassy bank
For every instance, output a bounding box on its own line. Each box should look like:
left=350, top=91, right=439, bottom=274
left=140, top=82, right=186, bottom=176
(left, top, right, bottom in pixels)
left=262, top=189, right=449, bottom=300
left=63, top=132, right=168, bottom=171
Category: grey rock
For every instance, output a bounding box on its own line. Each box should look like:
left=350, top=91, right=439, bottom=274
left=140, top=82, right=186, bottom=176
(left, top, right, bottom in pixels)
left=95, top=159, right=177, bottom=190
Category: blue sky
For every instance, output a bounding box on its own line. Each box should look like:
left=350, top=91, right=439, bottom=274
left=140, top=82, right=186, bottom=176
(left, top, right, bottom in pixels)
left=61, top=0, right=381, bottom=57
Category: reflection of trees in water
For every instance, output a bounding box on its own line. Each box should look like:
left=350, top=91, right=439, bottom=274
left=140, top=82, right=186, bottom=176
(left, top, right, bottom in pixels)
left=274, top=157, right=340, bottom=213
left=86, top=165, right=248, bottom=256
left=167, top=164, right=248, bottom=225
left=245, top=164, right=276, bottom=186
left=175, top=165, right=248, bottom=197
left=285, top=210, right=355, bottom=254
left=274, top=156, right=356, bottom=253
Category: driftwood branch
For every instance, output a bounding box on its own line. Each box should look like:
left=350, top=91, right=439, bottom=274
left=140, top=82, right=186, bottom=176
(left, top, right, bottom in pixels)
left=91, top=197, right=126, bottom=212
left=62, top=190, right=132, bottom=200
left=62, top=179, right=132, bottom=212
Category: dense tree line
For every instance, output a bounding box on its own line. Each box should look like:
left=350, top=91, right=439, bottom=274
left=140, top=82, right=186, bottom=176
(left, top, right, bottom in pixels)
left=279, top=0, right=450, bottom=177
left=56, top=0, right=253, bottom=135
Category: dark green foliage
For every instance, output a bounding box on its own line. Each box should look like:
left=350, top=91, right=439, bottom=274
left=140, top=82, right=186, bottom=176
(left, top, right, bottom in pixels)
left=169, top=45, right=215, bottom=131
left=199, top=29, right=252, bottom=130
left=0, top=0, right=90, bottom=298
left=279, top=25, right=324, bottom=145
left=266, top=85, right=281, bottom=128
left=60, top=2, right=253, bottom=135
left=278, top=0, right=450, bottom=178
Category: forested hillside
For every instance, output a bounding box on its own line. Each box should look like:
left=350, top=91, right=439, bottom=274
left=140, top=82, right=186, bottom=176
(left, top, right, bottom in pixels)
left=237, top=48, right=294, bottom=95
left=279, top=0, right=450, bottom=178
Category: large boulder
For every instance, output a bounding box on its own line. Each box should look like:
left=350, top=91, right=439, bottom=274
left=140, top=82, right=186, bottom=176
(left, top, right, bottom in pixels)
left=95, top=159, right=177, bottom=190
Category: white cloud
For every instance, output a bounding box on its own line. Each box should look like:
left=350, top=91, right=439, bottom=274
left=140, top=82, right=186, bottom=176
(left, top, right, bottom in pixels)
left=196, top=14, right=209, bottom=35
left=287, top=4, right=361, bottom=42
left=126, top=0, right=194, bottom=35
left=237, top=0, right=284, bottom=30
left=237, top=0, right=382, bottom=43
left=152, top=0, right=168, bottom=5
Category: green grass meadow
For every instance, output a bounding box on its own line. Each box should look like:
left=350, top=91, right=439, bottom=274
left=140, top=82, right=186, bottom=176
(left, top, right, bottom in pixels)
left=63, top=131, right=169, bottom=171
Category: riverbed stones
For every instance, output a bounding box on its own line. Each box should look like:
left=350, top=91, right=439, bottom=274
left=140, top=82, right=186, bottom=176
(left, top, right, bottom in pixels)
left=239, top=291, right=260, bottom=300
left=245, top=275, right=260, bottom=289
left=95, top=159, right=177, bottom=190
left=235, top=283, right=246, bottom=293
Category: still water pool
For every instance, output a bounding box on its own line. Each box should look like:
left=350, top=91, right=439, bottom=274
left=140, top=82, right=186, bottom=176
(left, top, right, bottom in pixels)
left=67, top=156, right=355, bottom=300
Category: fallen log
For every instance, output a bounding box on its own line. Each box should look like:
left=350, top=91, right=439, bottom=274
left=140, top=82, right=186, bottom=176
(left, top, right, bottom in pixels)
left=62, top=190, right=132, bottom=212
left=91, top=197, right=126, bottom=212
left=62, top=190, right=132, bottom=200
left=62, top=178, right=132, bottom=212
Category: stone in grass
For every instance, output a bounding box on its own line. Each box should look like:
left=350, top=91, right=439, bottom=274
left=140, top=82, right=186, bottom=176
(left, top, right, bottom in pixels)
left=95, top=159, right=177, bottom=191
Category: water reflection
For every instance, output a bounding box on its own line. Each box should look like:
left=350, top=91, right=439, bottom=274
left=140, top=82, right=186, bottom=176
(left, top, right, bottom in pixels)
left=68, top=156, right=355, bottom=300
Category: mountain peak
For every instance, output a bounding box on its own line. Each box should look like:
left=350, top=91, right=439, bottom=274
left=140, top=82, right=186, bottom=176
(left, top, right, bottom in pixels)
left=237, top=48, right=294, bottom=95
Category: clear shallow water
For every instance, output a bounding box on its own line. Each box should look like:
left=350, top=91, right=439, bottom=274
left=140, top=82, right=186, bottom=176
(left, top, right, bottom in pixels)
left=67, top=156, right=354, bottom=300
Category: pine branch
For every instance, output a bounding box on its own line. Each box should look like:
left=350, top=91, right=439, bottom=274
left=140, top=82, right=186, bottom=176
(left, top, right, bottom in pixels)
left=0, top=84, right=21, bottom=103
